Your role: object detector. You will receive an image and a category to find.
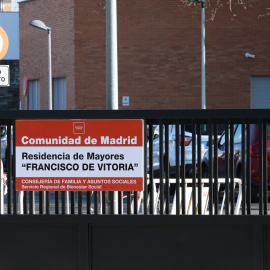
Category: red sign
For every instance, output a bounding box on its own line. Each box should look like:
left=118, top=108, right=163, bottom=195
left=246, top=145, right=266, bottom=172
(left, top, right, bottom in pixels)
left=16, top=120, right=144, bottom=191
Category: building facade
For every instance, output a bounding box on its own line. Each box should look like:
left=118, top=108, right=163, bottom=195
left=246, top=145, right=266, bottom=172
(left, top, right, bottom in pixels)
left=0, top=12, right=19, bottom=110
left=19, top=0, right=270, bottom=110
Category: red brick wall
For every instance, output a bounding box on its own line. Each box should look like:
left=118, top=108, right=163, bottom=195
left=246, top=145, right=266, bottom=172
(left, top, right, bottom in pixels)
left=19, top=0, right=75, bottom=110
left=20, top=0, right=270, bottom=110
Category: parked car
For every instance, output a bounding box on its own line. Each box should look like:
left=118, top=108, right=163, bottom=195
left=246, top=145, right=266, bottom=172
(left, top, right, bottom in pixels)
left=1, top=126, right=7, bottom=165
left=0, top=158, right=7, bottom=195
left=148, top=125, right=191, bottom=177
left=202, top=124, right=270, bottom=202
left=147, top=124, right=223, bottom=177
left=146, top=124, right=157, bottom=141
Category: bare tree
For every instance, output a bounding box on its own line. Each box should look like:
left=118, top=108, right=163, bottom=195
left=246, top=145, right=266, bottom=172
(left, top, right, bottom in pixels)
left=179, top=0, right=270, bottom=20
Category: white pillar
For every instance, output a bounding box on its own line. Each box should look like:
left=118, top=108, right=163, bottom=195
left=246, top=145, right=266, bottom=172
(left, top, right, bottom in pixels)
left=106, top=0, right=118, bottom=110
left=106, top=0, right=119, bottom=214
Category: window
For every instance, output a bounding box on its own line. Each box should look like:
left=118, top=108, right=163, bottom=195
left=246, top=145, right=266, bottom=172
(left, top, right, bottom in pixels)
left=54, top=78, right=66, bottom=110
left=28, top=80, right=40, bottom=110
left=251, top=76, right=270, bottom=109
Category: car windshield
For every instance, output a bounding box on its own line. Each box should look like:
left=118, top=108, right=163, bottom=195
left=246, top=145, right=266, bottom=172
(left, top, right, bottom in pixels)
left=218, top=124, right=270, bottom=147
left=1, top=126, right=6, bottom=137
left=267, top=125, right=270, bottom=140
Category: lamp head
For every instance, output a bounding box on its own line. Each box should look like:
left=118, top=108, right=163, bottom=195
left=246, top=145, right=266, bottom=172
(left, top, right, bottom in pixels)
left=29, top=20, right=51, bottom=32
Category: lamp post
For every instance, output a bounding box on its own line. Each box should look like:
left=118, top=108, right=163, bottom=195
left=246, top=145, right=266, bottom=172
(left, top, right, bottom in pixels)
left=106, top=0, right=119, bottom=214
left=187, top=0, right=206, bottom=109
left=29, top=20, right=52, bottom=110
left=29, top=20, right=56, bottom=215
left=106, top=0, right=118, bottom=110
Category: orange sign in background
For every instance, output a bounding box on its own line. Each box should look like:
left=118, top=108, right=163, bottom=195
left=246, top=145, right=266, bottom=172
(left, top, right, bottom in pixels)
left=16, top=120, right=144, bottom=191
left=0, top=27, right=9, bottom=60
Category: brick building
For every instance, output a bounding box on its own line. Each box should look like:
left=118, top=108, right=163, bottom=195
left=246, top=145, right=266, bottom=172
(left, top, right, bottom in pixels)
left=19, top=0, right=270, bottom=110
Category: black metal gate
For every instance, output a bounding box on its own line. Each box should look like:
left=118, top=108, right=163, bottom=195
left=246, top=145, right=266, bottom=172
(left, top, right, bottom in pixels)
left=1, top=109, right=270, bottom=270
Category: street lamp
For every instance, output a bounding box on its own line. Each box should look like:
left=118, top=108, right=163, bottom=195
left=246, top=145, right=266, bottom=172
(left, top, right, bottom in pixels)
left=29, top=20, right=52, bottom=110
left=187, top=0, right=206, bottom=109
left=28, top=20, right=54, bottom=215
left=106, top=0, right=119, bottom=214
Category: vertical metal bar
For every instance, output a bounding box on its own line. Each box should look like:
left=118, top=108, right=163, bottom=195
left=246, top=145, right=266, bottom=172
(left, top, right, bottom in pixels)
left=134, top=191, right=138, bottom=214
left=87, top=191, right=91, bottom=214
left=110, top=191, right=114, bottom=214
left=78, top=192, right=83, bottom=215
left=197, top=124, right=202, bottom=215
left=55, top=192, right=59, bottom=215
left=102, top=191, right=106, bottom=214
left=213, top=123, right=218, bottom=214
left=46, top=191, right=50, bottom=215
left=208, top=122, right=213, bottom=215
left=149, top=124, right=154, bottom=214
left=241, top=123, right=246, bottom=215
left=39, top=191, right=43, bottom=214
left=127, top=192, right=131, bottom=215
left=225, top=122, right=229, bottom=215
left=0, top=123, right=3, bottom=214
left=181, top=124, right=186, bottom=214
left=6, top=124, right=11, bottom=185
left=98, top=192, right=102, bottom=215
left=24, top=191, right=28, bottom=214
left=264, top=124, right=269, bottom=215
left=159, top=122, right=164, bottom=214
left=118, top=191, right=122, bottom=215
left=94, top=191, right=98, bottom=214
left=246, top=124, right=251, bottom=214
left=99, top=192, right=102, bottom=215
left=192, top=122, right=196, bottom=215
left=0, top=155, right=2, bottom=215
left=2, top=125, right=5, bottom=213
left=258, top=122, right=263, bottom=215
left=263, top=123, right=267, bottom=215
left=71, top=192, right=75, bottom=214
left=176, top=121, right=180, bottom=215
left=165, top=124, right=170, bottom=214
left=29, top=191, right=34, bottom=215
left=143, top=121, right=148, bottom=215
left=9, top=124, right=15, bottom=214
left=229, top=123, right=235, bottom=215
left=61, top=191, right=66, bottom=215
left=0, top=129, right=3, bottom=213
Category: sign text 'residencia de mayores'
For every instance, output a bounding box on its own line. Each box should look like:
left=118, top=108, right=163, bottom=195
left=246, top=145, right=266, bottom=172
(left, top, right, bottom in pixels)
left=21, top=135, right=138, bottom=145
